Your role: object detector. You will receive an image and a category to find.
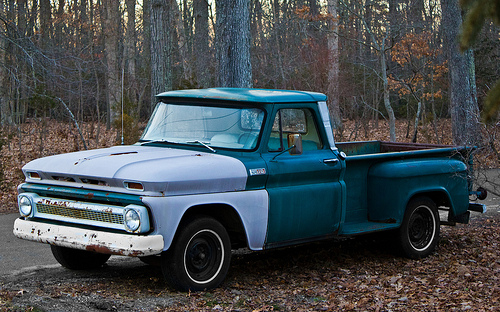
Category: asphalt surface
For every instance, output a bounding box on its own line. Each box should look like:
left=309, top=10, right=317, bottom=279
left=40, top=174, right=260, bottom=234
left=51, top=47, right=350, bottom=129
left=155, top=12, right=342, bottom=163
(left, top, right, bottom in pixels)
left=1, top=169, right=499, bottom=278
left=0, top=213, right=59, bottom=276
left=0, top=213, right=138, bottom=278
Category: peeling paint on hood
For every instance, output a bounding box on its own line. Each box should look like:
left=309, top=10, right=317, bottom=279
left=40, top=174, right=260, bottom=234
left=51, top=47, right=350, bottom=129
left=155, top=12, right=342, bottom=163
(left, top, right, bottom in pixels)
left=22, top=145, right=249, bottom=196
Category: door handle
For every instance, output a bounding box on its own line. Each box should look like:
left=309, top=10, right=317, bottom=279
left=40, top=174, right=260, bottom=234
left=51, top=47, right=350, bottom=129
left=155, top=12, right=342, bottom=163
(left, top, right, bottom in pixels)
left=323, top=158, right=339, bottom=164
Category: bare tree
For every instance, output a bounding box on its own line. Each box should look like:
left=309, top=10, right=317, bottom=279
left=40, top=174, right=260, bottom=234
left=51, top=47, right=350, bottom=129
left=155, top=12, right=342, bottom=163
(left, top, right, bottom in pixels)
left=150, top=0, right=172, bottom=105
left=194, top=0, right=210, bottom=88
left=327, top=0, right=342, bottom=128
left=340, top=0, right=397, bottom=142
left=441, top=0, right=481, bottom=146
left=102, top=0, right=121, bottom=128
left=125, top=0, right=137, bottom=104
left=216, top=0, right=252, bottom=88
left=39, top=0, right=51, bottom=50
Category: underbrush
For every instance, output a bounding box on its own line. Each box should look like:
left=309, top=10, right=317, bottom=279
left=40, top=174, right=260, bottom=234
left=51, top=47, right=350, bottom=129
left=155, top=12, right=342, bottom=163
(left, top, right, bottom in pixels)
left=0, top=121, right=118, bottom=212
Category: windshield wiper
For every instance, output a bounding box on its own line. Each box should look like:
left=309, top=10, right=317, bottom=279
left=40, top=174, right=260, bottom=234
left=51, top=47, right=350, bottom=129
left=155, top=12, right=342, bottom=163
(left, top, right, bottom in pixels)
left=186, top=140, right=217, bottom=153
left=140, top=139, right=176, bottom=146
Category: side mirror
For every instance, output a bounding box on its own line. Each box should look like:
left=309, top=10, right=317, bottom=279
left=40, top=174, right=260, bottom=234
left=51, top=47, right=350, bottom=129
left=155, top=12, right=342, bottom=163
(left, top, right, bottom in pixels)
left=287, top=133, right=303, bottom=155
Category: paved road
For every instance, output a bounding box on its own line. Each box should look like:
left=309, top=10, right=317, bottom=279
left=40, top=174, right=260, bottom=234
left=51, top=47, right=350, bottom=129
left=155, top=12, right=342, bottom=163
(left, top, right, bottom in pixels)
left=1, top=169, right=499, bottom=277
left=0, top=213, right=134, bottom=277
left=0, top=213, right=59, bottom=276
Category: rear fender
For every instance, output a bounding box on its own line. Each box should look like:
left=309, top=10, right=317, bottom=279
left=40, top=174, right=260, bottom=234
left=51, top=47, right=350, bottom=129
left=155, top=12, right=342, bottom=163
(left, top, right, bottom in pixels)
left=367, top=159, right=469, bottom=224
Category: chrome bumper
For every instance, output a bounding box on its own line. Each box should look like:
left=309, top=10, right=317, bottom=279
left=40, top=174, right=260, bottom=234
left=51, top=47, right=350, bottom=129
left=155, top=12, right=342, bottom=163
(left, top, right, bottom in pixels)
left=13, top=218, right=164, bottom=257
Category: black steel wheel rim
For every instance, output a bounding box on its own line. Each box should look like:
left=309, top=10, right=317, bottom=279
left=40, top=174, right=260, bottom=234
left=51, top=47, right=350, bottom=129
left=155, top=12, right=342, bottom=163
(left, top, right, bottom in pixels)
left=184, top=230, right=224, bottom=284
left=408, top=206, right=435, bottom=251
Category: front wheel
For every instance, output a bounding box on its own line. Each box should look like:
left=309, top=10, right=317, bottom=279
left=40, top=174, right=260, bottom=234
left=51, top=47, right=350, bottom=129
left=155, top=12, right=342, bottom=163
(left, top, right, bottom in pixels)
left=161, top=217, right=231, bottom=292
left=51, top=245, right=111, bottom=270
left=398, top=197, right=440, bottom=259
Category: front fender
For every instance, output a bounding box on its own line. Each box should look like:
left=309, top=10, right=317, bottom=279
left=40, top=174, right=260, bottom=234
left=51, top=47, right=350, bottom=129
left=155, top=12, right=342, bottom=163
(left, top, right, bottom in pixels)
left=142, top=190, right=269, bottom=251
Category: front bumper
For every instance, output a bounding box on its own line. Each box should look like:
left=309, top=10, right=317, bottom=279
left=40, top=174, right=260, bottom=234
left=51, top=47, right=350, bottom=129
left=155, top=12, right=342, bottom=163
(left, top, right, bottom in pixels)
left=13, top=218, right=164, bottom=257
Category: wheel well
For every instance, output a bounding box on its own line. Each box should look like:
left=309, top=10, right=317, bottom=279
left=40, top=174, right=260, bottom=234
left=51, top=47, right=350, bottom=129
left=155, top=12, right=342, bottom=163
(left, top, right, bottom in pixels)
left=409, top=191, right=451, bottom=209
left=178, top=204, right=248, bottom=249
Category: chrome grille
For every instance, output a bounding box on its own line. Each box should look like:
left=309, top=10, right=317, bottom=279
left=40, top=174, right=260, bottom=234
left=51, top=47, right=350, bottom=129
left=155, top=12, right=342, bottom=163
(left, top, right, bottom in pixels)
left=36, top=203, right=123, bottom=224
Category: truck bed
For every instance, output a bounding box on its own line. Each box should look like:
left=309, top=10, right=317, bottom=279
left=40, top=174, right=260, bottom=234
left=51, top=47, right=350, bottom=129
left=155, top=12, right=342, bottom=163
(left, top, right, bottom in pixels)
left=336, top=140, right=470, bottom=235
left=337, top=141, right=461, bottom=157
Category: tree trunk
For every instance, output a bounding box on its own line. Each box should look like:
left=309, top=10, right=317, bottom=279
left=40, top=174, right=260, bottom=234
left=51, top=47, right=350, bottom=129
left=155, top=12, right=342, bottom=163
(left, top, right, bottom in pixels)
left=381, top=50, right=397, bottom=142
left=272, top=0, right=286, bottom=88
left=17, top=0, right=27, bottom=36
left=125, top=0, right=137, bottom=104
left=441, top=0, right=481, bottom=146
left=55, top=0, right=65, bottom=47
left=194, top=0, right=210, bottom=88
left=412, top=101, right=422, bottom=143
left=141, top=0, right=151, bottom=115
left=102, top=0, right=121, bottom=128
left=150, top=0, right=172, bottom=104
left=409, top=0, right=425, bottom=32
left=39, top=0, right=51, bottom=50
left=327, top=0, right=342, bottom=128
left=216, top=0, right=252, bottom=88
left=172, top=0, right=191, bottom=82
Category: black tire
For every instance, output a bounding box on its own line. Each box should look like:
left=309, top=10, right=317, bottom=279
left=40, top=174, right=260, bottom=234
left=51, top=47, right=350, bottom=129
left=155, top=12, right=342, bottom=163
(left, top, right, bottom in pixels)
left=139, top=255, right=161, bottom=267
left=161, top=217, right=231, bottom=292
left=398, top=197, right=440, bottom=259
left=51, top=245, right=111, bottom=270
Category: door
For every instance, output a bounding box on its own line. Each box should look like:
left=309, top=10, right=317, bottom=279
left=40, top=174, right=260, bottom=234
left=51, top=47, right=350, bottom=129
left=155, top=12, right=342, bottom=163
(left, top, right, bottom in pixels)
left=263, top=107, right=343, bottom=246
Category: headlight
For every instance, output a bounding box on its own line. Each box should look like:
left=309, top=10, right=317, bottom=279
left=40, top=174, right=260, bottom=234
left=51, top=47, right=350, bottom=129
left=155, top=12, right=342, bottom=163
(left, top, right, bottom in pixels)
left=18, top=195, right=33, bottom=217
left=124, top=209, right=141, bottom=232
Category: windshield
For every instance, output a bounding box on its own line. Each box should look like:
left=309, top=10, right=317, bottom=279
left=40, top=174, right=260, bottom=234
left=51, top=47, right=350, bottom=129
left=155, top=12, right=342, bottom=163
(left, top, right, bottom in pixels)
left=140, top=102, right=265, bottom=150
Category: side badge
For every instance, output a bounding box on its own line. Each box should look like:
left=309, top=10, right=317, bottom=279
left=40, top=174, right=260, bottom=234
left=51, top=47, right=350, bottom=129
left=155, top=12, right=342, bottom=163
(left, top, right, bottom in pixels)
left=249, top=168, right=266, bottom=176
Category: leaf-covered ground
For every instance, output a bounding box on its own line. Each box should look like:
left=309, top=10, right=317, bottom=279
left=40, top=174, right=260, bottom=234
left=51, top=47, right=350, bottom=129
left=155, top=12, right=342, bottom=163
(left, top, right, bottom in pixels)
left=1, top=213, right=499, bottom=311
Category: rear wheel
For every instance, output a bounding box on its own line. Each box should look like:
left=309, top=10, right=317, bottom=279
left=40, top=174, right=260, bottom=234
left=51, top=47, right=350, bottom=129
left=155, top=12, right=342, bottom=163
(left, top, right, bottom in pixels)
left=51, top=245, right=110, bottom=270
left=398, top=197, right=440, bottom=259
left=161, top=217, right=231, bottom=292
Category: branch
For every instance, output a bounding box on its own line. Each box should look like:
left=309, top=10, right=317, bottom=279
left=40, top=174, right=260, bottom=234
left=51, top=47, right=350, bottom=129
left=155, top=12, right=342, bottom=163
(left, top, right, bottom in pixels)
left=54, top=97, right=88, bottom=150
left=339, top=0, right=381, bottom=51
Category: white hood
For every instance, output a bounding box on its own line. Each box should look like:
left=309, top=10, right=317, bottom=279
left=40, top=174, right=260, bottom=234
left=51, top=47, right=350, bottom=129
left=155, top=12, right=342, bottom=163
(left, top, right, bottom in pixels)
left=22, top=145, right=248, bottom=196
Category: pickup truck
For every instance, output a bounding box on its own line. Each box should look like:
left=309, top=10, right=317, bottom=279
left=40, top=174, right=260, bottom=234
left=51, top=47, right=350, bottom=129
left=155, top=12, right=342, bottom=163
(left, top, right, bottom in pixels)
left=13, top=88, right=487, bottom=291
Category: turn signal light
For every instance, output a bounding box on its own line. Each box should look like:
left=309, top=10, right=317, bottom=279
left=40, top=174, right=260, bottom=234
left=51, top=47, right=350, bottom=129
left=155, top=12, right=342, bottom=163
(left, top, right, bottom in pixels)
left=27, top=172, right=41, bottom=179
left=125, top=181, right=144, bottom=191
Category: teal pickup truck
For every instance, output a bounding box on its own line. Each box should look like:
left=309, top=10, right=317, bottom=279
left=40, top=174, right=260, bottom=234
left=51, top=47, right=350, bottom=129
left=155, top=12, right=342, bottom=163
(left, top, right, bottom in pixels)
left=13, top=88, right=487, bottom=291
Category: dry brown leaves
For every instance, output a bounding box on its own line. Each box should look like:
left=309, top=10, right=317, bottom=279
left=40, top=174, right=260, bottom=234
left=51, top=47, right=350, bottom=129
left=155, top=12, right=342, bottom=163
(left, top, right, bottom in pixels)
left=174, top=217, right=499, bottom=311
left=1, top=214, right=499, bottom=311
left=0, top=120, right=118, bottom=213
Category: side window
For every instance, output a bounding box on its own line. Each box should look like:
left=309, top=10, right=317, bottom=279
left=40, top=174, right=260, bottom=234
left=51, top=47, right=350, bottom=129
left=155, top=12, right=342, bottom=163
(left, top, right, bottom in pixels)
left=268, top=108, right=323, bottom=152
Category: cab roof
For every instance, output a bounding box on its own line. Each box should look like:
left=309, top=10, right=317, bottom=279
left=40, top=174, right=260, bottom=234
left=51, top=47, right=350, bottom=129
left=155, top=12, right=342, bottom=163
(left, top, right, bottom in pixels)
left=156, top=88, right=327, bottom=104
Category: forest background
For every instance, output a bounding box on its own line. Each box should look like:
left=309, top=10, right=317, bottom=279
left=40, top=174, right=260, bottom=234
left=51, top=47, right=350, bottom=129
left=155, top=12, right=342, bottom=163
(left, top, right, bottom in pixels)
left=0, top=0, right=499, bottom=212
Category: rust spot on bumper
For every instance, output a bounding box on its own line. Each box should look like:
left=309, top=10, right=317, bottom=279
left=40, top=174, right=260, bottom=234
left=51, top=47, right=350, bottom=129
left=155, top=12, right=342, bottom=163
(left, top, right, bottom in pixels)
left=86, top=244, right=145, bottom=257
